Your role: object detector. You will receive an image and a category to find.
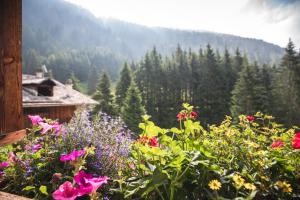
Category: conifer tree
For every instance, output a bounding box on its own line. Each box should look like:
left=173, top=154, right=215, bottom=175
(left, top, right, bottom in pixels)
left=231, top=64, right=256, bottom=118
left=115, top=62, right=132, bottom=111
left=121, top=80, right=146, bottom=134
left=92, top=72, right=115, bottom=116
left=230, top=63, right=270, bottom=118
left=273, top=39, right=300, bottom=125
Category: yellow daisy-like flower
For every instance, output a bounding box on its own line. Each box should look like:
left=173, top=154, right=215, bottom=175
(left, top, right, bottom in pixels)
left=232, top=175, right=245, bottom=186
left=276, top=181, right=293, bottom=193
left=244, top=183, right=256, bottom=190
left=208, top=180, right=222, bottom=190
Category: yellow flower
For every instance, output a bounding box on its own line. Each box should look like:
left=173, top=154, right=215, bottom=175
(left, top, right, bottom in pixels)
left=232, top=175, right=245, bottom=186
left=276, top=181, right=292, bottom=193
left=244, top=183, right=256, bottom=190
left=208, top=180, right=222, bottom=190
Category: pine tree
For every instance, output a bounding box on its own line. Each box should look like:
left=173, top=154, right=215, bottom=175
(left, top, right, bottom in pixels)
left=231, top=64, right=256, bottom=118
left=230, top=62, right=269, bottom=118
left=115, top=63, right=132, bottom=111
left=121, top=80, right=146, bottom=134
left=198, top=44, right=223, bottom=124
left=92, top=72, right=115, bottom=116
left=272, top=39, right=300, bottom=125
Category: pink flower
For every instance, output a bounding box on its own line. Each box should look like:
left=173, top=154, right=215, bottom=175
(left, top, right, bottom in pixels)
left=60, top=149, right=86, bottom=162
left=190, top=111, right=198, bottom=119
left=271, top=140, right=284, bottom=149
left=87, top=176, right=109, bottom=193
left=74, top=170, right=93, bottom=195
left=0, top=162, right=9, bottom=168
left=51, top=122, right=61, bottom=133
left=246, top=115, right=255, bottom=122
left=52, top=181, right=79, bottom=200
left=28, top=115, right=43, bottom=125
left=32, top=144, right=43, bottom=153
left=38, top=122, right=54, bottom=134
left=177, top=113, right=187, bottom=121
left=292, top=132, right=300, bottom=149
left=8, top=152, right=16, bottom=164
left=74, top=170, right=109, bottom=194
left=149, top=137, right=159, bottom=147
left=24, top=145, right=31, bottom=151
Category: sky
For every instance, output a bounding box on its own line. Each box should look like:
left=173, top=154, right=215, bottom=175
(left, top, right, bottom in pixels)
left=65, top=0, right=300, bottom=48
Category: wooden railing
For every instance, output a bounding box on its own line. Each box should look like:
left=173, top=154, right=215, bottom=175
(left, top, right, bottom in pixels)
left=0, top=129, right=26, bottom=147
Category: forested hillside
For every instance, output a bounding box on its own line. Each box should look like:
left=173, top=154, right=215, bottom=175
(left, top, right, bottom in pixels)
left=23, top=0, right=284, bottom=87
left=95, top=40, right=300, bottom=129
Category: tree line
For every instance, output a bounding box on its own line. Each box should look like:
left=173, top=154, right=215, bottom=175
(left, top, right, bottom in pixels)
left=92, top=39, right=300, bottom=131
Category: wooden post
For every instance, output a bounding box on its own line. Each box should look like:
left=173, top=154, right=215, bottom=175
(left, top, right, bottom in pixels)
left=0, top=0, right=23, bottom=133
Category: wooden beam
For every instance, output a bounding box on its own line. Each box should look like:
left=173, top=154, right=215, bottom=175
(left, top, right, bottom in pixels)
left=0, top=0, right=23, bottom=133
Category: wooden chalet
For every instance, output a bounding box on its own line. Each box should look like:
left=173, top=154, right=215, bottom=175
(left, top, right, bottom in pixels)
left=22, top=73, right=97, bottom=127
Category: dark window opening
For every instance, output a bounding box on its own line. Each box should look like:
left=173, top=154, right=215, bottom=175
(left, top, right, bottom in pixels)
left=38, top=86, right=53, bottom=96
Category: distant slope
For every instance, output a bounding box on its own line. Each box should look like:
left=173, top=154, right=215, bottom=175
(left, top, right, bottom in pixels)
left=23, top=0, right=284, bottom=66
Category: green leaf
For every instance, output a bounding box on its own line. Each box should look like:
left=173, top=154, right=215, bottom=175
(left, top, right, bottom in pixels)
left=39, top=185, right=48, bottom=195
left=170, top=127, right=183, bottom=134
left=23, top=186, right=35, bottom=191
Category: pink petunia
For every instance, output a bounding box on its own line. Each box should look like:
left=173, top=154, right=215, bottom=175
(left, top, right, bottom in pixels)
left=28, top=115, right=43, bottom=125
left=60, top=149, right=86, bottom=162
left=32, top=144, right=43, bottom=153
left=52, top=181, right=79, bottom=200
left=38, top=122, right=54, bottom=134
left=51, top=121, right=62, bottom=134
left=74, top=170, right=109, bottom=194
left=0, top=162, right=9, bottom=168
left=74, top=170, right=93, bottom=195
left=8, top=152, right=16, bottom=164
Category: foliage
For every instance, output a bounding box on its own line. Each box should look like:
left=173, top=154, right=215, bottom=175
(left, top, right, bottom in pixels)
left=61, top=109, right=133, bottom=177
left=93, top=72, right=116, bottom=116
left=121, top=80, right=146, bottom=134
left=116, top=103, right=300, bottom=200
left=0, top=112, right=133, bottom=199
left=115, top=63, right=132, bottom=111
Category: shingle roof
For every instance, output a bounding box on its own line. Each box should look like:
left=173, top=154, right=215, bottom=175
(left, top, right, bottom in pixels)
left=22, top=74, right=97, bottom=107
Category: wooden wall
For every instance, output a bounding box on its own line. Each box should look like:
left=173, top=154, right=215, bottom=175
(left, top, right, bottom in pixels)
left=23, top=106, right=76, bottom=127
left=0, top=0, right=23, bottom=133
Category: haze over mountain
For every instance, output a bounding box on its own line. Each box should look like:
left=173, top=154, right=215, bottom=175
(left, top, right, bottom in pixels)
left=23, top=0, right=284, bottom=67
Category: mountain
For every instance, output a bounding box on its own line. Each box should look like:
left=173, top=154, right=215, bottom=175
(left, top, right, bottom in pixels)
left=22, top=0, right=285, bottom=82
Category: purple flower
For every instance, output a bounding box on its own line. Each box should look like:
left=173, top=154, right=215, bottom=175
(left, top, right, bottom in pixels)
left=32, top=144, right=43, bottom=153
left=28, top=115, right=43, bottom=125
left=60, top=149, right=86, bottom=162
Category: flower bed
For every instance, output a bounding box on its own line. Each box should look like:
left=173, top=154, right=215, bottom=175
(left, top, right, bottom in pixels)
left=0, top=104, right=299, bottom=199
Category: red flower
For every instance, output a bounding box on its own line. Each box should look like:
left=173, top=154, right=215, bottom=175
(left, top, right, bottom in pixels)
left=177, top=113, right=187, bottom=121
left=246, top=115, right=255, bottom=122
left=271, top=140, right=284, bottom=149
left=137, top=135, right=149, bottom=145
left=292, top=132, right=300, bottom=149
left=190, top=111, right=198, bottom=119
left=149, top=137, right=159, bottom=147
